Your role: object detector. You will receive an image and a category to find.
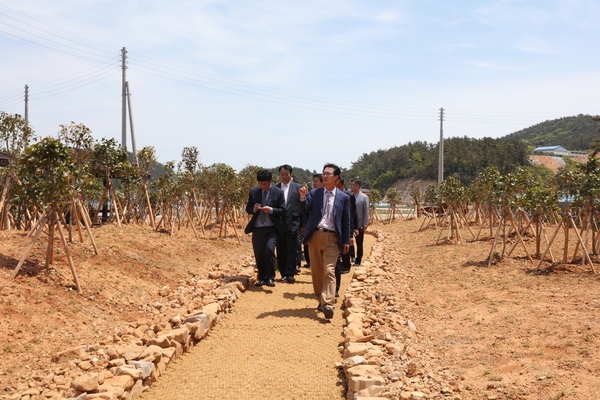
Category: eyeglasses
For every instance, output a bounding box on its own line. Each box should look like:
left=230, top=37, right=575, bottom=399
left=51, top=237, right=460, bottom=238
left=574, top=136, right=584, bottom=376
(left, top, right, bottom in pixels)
left=322, top=172, right=334, bottom=176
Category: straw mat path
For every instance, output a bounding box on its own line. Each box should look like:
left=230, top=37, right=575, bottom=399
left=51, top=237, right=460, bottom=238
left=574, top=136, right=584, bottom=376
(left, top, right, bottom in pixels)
left=141, top=235, right=375, bottom=400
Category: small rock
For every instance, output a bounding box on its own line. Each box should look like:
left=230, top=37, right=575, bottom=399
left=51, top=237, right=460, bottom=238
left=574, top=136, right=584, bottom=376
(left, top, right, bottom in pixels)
left=71, top=373, right=99, bottom=392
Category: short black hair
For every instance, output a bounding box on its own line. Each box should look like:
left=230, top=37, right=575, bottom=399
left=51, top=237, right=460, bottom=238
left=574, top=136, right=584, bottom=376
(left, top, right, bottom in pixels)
left=338, top=177, right=345, bottom=185
left=351, top=178, right=362, bottom=187
left=279, top=164, right=293, bottom=174
left=323, top=163, right=341, bottom=177
left=313, top=173, right=323, bottom=182
left=256, top=169, right=272, bottom=182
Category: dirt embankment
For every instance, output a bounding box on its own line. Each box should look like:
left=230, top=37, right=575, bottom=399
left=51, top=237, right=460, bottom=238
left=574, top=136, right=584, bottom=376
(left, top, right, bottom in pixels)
left=1, top=215, right=600, bottom=399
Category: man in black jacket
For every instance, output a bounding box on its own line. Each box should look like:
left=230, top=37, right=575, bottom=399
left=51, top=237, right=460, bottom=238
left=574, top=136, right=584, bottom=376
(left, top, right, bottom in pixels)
left=275, top=165, right=303, bottom=283
left=245, top=169, right=285, bottom=287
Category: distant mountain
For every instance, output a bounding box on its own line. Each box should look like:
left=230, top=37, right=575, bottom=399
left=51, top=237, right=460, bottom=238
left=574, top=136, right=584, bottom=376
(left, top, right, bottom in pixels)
left=502, top=114, right=600, bottom=151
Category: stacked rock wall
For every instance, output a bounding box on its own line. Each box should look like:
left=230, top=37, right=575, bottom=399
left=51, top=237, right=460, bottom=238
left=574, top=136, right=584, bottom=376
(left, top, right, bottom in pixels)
left=1, top=270, right=253, bottom=400
left=341, top=232, right=464, bottom=400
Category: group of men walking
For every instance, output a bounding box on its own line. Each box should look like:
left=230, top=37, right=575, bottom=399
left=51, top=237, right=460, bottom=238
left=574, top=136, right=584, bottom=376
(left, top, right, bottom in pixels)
left=244, top=163, right=369, bottom=320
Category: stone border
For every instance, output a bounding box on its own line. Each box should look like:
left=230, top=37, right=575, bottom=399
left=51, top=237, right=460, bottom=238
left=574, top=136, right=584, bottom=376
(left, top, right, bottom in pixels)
left=340, top=230, right=464, bottom=400
left=1, top=265, right=256, bottom=400
left=2, top=229, right=467, bottom=400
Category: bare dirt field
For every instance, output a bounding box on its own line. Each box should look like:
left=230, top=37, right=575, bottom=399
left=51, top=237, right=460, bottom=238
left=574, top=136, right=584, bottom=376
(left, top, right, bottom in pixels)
left=1, top=216, right=600, bottom=399
left=380, top=217, right=600, bottom=400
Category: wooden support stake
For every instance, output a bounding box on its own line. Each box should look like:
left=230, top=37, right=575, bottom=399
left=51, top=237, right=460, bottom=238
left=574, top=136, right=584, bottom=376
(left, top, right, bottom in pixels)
left=76, top=199, right=99, bottom=255
left=45, top=215, right=55, bottom=267
left=569, top=216, right=596, bottom=273
left=109, top=186, right=122, bottom=227
left=180, top=196, right=199, bottom=239
left=27, top=210, right=47, bottom=238
left=536, top=217, right=565, bottom=270
left=507, top=211, right=533, bottom=263
left=144, top=185, right=156, bottom=229
left=11, top=214, right=48, bottom=279
left=73, top=201, right=84, bottom=243
left=54, top=210, right=82, bottom=292
left=487, top=215, right=504, bottom=268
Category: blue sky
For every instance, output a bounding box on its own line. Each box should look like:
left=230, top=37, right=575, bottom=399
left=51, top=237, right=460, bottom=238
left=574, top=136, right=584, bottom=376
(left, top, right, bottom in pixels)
left=1, top=0, right=599, bottom=173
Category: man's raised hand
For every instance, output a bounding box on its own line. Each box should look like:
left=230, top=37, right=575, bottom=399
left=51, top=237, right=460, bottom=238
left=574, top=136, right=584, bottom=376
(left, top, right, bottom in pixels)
left=299, top=183, right=309, bottom=199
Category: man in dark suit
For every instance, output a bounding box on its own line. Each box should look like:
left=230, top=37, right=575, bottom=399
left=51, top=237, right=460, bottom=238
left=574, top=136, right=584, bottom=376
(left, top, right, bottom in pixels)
left=335, top=178, right=358, bottom=296
left=245, top=169, right=285, bottom=288
left=275, top=164, right=302, bottom=283
left=299, top=163, right=351, bottom=319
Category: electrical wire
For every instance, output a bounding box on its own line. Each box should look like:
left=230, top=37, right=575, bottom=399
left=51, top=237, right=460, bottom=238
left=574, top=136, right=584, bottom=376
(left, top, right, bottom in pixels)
left=128, top=54, right=433, bottom=115
left=0, top=27, right=115, bottom=63
left=32, top=63, right=119, bottom=96
left=128, top=63, right=434, bottom=119
left=0, top=3, right=576, bottom=125
left=31, top=70, right=120, bottom=100
left=0, top=3, right=115, bottom=53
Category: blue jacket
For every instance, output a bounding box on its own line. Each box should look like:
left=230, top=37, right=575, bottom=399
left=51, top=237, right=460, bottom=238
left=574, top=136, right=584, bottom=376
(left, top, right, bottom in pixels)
left=300, top=187, right=351, bottom=251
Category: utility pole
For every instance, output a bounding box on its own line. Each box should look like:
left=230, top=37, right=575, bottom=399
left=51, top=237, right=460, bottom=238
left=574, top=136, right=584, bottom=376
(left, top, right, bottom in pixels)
left=121, top=47, right=127, bottom=149
left=24, top=85, right=29, bottom=121
left=438, top=107, right=444, bottom=185
left=125, top=81, right=137, bottom=164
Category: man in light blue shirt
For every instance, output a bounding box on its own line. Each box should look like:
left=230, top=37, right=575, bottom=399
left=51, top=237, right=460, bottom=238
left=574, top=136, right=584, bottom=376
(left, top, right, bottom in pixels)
left=351, top=179, right=369, bottom=266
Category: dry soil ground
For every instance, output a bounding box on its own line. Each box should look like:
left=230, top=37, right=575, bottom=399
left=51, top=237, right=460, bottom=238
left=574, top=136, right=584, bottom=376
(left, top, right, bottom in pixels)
left=1, top=216, right=600, bottom=399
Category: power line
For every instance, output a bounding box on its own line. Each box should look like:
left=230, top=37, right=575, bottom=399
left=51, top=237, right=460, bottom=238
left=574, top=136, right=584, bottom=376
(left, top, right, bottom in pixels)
left=0, top=3, right=115, bottom=53
left=31, top=70, right=120, bottom=100
left=128, top=54, right=433, bottom=114
left=0, top=5, right=579, bottom=125
left=0, top=63, right=120, bottom=109
left=129, top=63, right=435, bottom=119
left=129, top=64, right=437, bottom=120
left=0, top=27, right=115, bottom=63
left=32, top=63, right=119, bottom=95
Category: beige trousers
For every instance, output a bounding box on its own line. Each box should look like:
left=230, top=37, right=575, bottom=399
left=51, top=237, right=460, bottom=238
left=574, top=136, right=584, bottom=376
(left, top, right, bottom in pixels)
left=308, top=231, right=339, bottom=307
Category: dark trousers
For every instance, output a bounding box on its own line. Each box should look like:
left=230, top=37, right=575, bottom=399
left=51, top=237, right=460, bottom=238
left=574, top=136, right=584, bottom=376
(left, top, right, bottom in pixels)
left=304, top=243, right=310, bottom=265
left=296, top=232, right=303, bottom=266
left=252, top=226, right=278, bottom=281
left=277, top=230, right=299, bottom=277
left=335, top=258, right=341, bottom=292
left=355, top=230, right=365, bottom=263
left=335, top=251, right=351, bottom=292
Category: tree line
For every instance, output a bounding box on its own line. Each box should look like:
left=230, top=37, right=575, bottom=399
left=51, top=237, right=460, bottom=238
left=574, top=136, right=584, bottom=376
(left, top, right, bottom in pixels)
left=346, top=136, right=532, bottom=191
left=503, top=114, right=599, bottom=151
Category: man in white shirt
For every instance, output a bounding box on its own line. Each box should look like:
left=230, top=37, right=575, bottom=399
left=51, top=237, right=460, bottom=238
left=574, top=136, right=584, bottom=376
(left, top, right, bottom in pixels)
left=299, top=164, right=351, bottom=319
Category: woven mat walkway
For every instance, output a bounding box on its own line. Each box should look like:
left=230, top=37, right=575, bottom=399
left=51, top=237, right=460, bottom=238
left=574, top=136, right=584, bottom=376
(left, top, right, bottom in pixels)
left=141, top=235, right=376, bottom=400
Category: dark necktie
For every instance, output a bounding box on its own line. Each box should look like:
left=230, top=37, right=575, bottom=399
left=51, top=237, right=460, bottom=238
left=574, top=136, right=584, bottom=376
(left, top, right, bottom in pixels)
left=259, top=190, right=268, bottom=224
left=323, top=191, right=332, bottom=218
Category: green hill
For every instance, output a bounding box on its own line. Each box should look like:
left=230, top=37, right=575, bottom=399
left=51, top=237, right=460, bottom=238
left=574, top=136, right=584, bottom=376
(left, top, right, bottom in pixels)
left=346, top=114, right=600, bottom=192
left=502, top=114, right=599, bottom=150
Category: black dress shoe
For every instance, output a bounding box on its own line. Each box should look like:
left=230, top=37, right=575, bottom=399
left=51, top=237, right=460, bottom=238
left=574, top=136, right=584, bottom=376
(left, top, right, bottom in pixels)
left=255, top=280, right=265, bottom=287
left=279, top=276, right=288, bottom=282
left=323, top=305, right=334, bottom=319
left=317, top=303, right=323, bottom=312
left=287, top=275, right=295, bottom=283
left=266, top=278, right=275, bottom=287
left=341, top=269, right=350, bottom=274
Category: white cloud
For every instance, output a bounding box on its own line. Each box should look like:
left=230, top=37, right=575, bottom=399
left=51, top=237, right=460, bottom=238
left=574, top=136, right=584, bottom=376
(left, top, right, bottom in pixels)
left=376, top=11, right=398, bottom=22
left=2, top=0, right=600, bottom=172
